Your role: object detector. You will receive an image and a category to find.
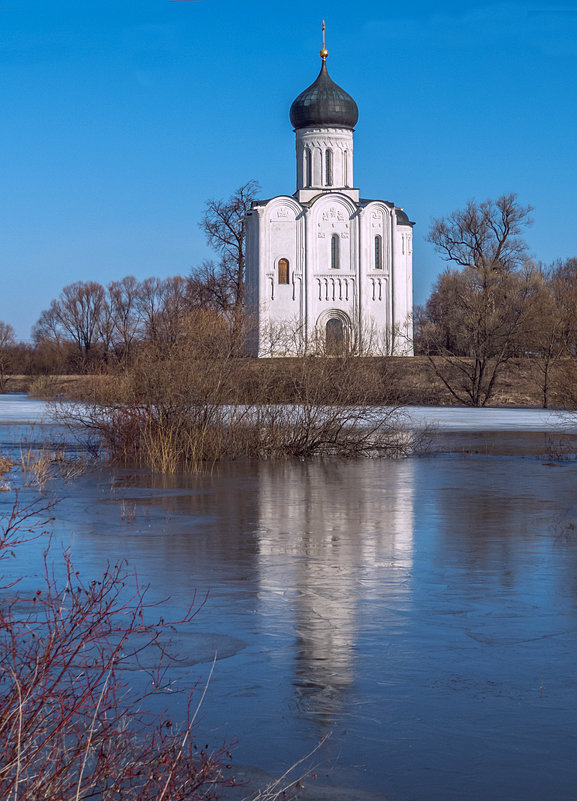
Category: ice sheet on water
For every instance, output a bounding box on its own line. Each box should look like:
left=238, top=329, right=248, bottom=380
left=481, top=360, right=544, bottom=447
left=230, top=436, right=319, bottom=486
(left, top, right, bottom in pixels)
left=401, top=405, right=577, bottom=432
left=2, top=394, right=577, bottom=433
left=109, top=629, right=247, bottom=670
left=0, top=394, right=50, bottom=424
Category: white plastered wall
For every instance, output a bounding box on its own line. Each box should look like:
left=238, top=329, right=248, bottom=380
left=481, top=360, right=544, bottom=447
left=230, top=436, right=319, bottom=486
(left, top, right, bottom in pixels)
left=247, top=196, right=305, bottom=357
left=358, top=202, right=392, bottom=354
left=245, top=193, right=414, bottom=356
left=305, top=193, right=358, bottom=351
left=393, top=223, right=414, bottom=355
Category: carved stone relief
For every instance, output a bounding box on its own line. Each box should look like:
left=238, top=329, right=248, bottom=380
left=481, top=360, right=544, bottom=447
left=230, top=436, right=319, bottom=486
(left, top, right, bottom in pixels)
left=322, top=207, right=346, bottom=222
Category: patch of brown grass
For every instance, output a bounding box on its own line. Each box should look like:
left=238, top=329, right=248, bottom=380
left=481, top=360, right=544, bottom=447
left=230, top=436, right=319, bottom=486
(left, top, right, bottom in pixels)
left=0, top=456, right=14, bottom=476
left=12, top=355, right=575, bottom=409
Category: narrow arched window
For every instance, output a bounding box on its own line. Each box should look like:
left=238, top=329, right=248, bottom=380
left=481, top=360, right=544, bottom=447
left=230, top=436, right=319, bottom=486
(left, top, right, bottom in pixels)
left=306, top=149, right=312, bottom=187
left=325, top=149, right=332, bottom=186
left=343, top=150, right=348, bottom=186
left=278, top=258, right=289, bottom=285
left=374, top=235, right=382, bottom=269
left=330, top=235, right=339, bottom=269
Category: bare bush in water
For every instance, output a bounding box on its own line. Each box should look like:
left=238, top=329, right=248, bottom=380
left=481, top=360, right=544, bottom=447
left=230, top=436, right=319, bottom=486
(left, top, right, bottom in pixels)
left=250, top=354, right=412, bottom=459
left=0, top=498, right=231, bottom=800
left=57, top=311, right=414, bottom=471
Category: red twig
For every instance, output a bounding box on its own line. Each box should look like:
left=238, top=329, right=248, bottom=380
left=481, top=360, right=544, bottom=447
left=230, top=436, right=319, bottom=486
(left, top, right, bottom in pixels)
left=0, top=497, right=231, bottom=800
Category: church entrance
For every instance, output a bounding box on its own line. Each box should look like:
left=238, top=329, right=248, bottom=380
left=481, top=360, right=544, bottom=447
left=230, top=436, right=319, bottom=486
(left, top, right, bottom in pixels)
left=326, top=317, right=345, bottom=355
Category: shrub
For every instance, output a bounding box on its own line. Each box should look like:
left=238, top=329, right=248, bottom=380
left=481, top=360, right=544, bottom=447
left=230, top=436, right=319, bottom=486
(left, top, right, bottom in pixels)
left=0, top=498, right=230, bottom=800
left=56, top=314, right=414, bottom=471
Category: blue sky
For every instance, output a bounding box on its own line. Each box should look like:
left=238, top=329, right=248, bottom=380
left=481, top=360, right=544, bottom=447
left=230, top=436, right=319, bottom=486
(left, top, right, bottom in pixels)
left=1, top=0, right=576, bottom=340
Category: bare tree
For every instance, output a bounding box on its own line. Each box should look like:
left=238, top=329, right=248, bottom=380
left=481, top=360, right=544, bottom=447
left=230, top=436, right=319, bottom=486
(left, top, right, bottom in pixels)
left=107, top=275, right=143, bottom=364
left=0, top=499, right=230, bottom=800
left=539, top=258, right=577, bottom=406
left=429, top=193, right=533, bottom=273
left=517, top=265, right=568, bottom=408
left=0, top=322, right=15, bottom=392
left=421, top=194, right=537, bottom=406
left=196, top=180, right=260, bottom=347
left=549, top=258, right=577, bottom=353
left=133, top=275, right=189, bottom=356
left=32, top=306, right=63, bottom=347
left=159, top=275, right=189, bottom=348
left=186, top=259, right=235, bottom=314
left=33, top=282, right=107, bottom=369
left=135, top=276, right=167, bottom=346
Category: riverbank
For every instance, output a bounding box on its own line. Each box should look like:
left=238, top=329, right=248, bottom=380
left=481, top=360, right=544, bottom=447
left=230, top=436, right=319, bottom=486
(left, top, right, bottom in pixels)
left=3, top=356, right=572, bottom=407
left=4, top=374, right=91, bottom=397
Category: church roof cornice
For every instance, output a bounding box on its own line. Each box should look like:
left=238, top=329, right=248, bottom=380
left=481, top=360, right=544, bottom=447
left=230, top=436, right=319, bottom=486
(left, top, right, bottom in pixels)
left=297, top=190, right=360, bottom=212
left=248, top=195, right=305, bottom=218
left=359, top=198, right=394, bottom=207
left=250, top=195, right=303, bottom=208
left=359, top=199, right=416, bottom=227
left=394, top=208, right=416, bottom=227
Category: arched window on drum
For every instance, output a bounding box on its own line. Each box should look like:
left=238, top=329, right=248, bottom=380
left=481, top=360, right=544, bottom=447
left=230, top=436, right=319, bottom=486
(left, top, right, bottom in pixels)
left=278, top=258, right=290, bottom=285
left=305, top=149, right=312, bottom=187
left=325, top=149, right=333, bottom=186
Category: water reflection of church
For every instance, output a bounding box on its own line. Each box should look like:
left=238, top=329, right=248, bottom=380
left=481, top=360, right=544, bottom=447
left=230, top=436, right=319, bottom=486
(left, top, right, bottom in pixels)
left=245, top=26, right=414, bottom=356
left=254, top=461, right=415, bottom=726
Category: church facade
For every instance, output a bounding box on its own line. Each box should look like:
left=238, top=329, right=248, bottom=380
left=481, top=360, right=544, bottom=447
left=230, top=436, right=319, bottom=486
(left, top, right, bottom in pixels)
left=245, top=37, right=414, bottom=357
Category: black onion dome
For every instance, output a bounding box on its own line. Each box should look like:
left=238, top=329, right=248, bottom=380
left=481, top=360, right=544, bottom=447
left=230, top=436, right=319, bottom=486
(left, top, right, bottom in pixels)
left=290, top=59, right=358, bottom=130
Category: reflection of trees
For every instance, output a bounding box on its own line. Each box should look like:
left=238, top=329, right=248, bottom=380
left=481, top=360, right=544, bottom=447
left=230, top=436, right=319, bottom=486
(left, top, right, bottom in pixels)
left=255, top=460, right=415, bottom=730
left=431, top=464, right=552, bottom=589
left=96, top=465, right=266, bottom=581
left=555, top=507, right=577, bottom=609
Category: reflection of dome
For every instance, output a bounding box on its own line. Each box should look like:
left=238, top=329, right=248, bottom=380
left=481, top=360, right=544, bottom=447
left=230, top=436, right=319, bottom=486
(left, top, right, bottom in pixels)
left=290, top=59, right=359, bottom=131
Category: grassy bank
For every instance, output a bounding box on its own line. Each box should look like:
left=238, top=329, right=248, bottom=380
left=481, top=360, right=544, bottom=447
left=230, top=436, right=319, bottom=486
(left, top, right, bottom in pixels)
left=4, top=374, right=94, bottom=397
left=6, top=356, right=572, bottom=408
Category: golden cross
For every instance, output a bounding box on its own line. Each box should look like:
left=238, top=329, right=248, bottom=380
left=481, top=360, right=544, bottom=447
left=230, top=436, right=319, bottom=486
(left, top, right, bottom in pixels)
left=320, top=20, right=328, bottom=60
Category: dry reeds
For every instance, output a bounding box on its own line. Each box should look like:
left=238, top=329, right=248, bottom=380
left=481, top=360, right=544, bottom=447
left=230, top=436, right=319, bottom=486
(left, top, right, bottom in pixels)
left=0, top=456, right=14, bottom=491
left=0, top=456, right=14, bottom=477
left=27, top=375, right=62, bottom=400
left=18, top=445, right=87, bottom=488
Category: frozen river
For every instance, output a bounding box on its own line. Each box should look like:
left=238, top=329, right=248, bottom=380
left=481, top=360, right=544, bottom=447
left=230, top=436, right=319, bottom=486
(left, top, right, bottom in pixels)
left=1, top=392, right=576, bottom=430
left=1, top=395, right=577, bottom=800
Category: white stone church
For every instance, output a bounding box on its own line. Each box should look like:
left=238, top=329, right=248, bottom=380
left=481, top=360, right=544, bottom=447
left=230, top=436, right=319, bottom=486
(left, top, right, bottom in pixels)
left=245, top=35, right=414, bottom=357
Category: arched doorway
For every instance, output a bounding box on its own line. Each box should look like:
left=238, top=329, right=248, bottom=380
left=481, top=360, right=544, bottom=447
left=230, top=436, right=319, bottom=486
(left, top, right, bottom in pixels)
left=326, top=317, right=345, bottom=355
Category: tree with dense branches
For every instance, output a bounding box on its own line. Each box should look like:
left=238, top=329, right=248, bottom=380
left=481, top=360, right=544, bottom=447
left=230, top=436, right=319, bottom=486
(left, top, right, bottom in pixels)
left=33, top=281, right=108, bottom=368
left=420, top=194, right=539, bottom=406
left=195, top=180, right=260, bottom=349
left=428, top=193, right=533, bottom=273
left=0, top=322, right=15, bottom=392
